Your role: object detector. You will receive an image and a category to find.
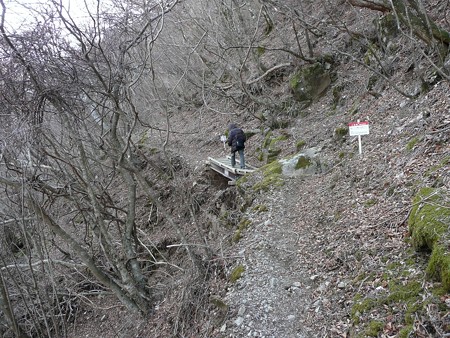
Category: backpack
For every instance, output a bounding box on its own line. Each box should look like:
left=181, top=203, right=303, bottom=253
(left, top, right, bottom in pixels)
left=234, top=129, right=246, bottom=150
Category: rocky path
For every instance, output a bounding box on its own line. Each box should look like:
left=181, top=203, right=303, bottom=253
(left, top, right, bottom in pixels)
left=222, top=176, right=333, bottom=338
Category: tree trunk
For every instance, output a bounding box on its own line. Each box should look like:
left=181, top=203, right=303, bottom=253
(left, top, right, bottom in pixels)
left=349, top=0, right=450, bottom=45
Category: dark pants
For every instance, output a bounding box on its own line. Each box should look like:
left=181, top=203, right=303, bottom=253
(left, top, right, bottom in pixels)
left=231, top=149, right=245, bottom=169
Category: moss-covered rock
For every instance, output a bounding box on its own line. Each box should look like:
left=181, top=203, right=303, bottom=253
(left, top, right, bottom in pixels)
left=256, top=149, right=265, bottom=162
left=232, top=230, right=242, bottom=243
left=295, top=140, right=306, bottom=151
left=262, top=132, right=273, bottom=149
left=229, top=264, right=245, bottom=283
left=289, top=63, right=331, bottom=107
left=409, top=187, right=450, bottom=290
left=209, top=295, right=229, bottom=326
left=252, top=160, right=284, bottom=193
left=280, top=147, right=326, bottom=177
left=268, top=135, right=289, bottom=149
left=294, top=156, right=312, bottom=170
left=260, top=132, right=290, bottom=163
left=332, top=85, right=344, bottom=109
left=210, top=296, right=228, bottom=310
left=266, top=149, right=282, bottom=163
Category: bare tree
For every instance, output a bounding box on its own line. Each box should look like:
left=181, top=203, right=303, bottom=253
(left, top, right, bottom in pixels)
left=0, top=1, right=195, bottom=335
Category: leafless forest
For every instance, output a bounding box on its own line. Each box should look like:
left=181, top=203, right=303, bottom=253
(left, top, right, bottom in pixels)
left=0, top=0, right=449, bottom=337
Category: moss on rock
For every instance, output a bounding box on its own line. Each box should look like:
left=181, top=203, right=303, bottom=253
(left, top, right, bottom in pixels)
left=295, top=156, right=312, bottom=169
left=266, top=149, right=282, bottom=163
left=260, top=133, right=290, bottom=163
left=262, top=132, right=273, bottom=149
left=268, top=135, right=289, bottom=148
left=210, top=296, right=228, bottom=310
left=252, top=160, right=284, bottom=193
left=229, top=264, right=245, bottom=283
left=296, top=140, right=306, bottom=151
left=409, top=187, right=450, bottom=290
left=289, top=63, right=331, bottom=107
left=427, top=243, right=450, bottom=291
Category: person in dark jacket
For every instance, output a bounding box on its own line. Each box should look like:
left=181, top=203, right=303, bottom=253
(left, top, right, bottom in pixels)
left=227, top=123, right=246, bottom=169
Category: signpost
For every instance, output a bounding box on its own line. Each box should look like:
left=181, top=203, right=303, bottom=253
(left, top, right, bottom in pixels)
left=220, top=135, right=227, bottom=151
left=348, top=121, right=369, bottom=155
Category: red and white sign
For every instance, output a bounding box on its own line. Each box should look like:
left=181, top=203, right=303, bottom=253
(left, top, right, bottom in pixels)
left=349, top=121, right=369, bottom=136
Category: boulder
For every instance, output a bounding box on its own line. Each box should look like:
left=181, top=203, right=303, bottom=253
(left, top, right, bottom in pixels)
left=280, top=147, right=327, bottom=177
left=289, top=63, right=331, bottom=107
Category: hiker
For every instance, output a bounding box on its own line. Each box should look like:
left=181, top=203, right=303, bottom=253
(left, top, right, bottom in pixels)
left=227, top=123, right=246, bottom=169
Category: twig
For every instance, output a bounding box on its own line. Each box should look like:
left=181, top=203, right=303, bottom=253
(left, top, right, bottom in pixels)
left=166, top=243, right=212, bottom=249
left=429, top=125, right=450, bottom=134
left=356, top=275, right=371, bottom=294
left=136, top=229, right=184, bottom=271
left=0, top=217, right=35, bottom=225
left=0, top=259, right=85, bottom=271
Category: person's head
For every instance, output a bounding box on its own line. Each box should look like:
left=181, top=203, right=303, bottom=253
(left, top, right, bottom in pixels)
left=228, top=123, right=238, bottom=131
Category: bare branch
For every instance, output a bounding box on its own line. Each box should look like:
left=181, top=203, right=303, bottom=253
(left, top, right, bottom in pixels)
left=245, top=62, right=291, bottom=85
left=0, top=259, right=85, bottom=271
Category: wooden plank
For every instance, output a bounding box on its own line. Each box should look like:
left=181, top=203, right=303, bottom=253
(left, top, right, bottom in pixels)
left=209, top=157, right=257, bottom=170
left=209, top=161, right=239, bottom=180
left=207, top=157, right=257, bottom=180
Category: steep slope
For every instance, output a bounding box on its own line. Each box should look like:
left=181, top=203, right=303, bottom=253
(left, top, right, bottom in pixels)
left=66, top=1, right=449, bottom=337
left=217, top=80, right=449, bottom=337
left=67, top=78, right=448, bottom=338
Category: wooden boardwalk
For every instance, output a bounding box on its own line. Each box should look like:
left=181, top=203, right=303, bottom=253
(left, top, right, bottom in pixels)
left=208, top=157, right=257, bottom=182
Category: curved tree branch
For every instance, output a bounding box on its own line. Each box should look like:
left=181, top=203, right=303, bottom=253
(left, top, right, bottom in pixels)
left=245, top=62, right=291, bottom=85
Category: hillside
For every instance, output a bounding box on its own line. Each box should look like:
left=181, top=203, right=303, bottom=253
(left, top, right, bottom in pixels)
left=218, top=83, right=450, bottom=337
left=135, top=2, right=450, bottom=337
left=1, top=0, right=449, bottom=337
left=68, top=74, right=449, bottom=338
left=70, top=29, right=449, bottom=338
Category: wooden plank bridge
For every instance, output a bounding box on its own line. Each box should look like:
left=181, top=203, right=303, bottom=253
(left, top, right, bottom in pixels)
left=207, top=157, right=257, bottom=183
